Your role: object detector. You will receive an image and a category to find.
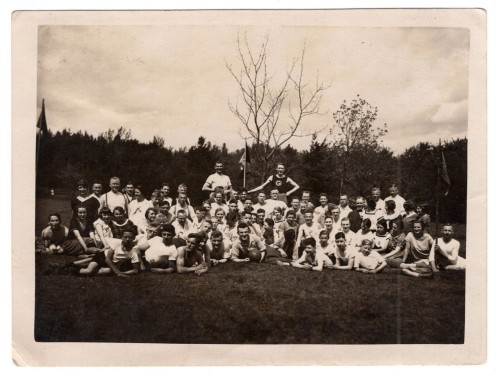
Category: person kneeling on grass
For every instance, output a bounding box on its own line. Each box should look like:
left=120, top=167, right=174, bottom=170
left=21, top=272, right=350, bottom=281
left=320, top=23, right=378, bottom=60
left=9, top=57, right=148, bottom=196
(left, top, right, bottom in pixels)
left=276, top=238, right=334, bottom=271
left=353, top=239, right=387, bottom=274
left=134, top=224, right=178, bottom=274
left=429, top=224, right=466, bottom=272
left=176, top=233, right=209, bottom=275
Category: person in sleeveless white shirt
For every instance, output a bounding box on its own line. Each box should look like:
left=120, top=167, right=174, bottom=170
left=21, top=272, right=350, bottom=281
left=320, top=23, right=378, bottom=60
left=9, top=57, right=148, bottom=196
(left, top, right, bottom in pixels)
left=429, top=224, right=465, bottom=271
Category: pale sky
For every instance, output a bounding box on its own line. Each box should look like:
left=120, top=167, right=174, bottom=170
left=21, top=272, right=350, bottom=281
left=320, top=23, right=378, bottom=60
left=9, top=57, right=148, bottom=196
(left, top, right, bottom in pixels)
left=37, top=25, right=469, bottom=155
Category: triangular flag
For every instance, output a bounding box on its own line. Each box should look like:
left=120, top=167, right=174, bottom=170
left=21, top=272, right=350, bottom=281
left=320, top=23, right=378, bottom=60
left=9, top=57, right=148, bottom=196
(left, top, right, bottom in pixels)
left=441, top=150, right=451, bottom=196
left=239, top=142, right=251, bottom=170
left=36, top=99, right=48, bottom=136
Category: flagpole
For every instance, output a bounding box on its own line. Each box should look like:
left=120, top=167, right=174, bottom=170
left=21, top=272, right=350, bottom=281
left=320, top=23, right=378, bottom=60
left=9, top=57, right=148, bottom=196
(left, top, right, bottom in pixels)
left=36, top=99, right=44, bottom=170
left=435, top=139, right=441, bottom=237
left=243, top=152, right=246, bottom=189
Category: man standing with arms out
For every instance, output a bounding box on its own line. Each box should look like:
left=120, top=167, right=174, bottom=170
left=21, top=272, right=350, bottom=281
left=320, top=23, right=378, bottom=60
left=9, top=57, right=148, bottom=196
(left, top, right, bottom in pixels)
left=338, top=193, right=351, bottom=220
left=247, top=163, right=300, bottom=204
left=385, top=184, right=406, bottom=216
left=372, top=187, right=386, bottom=212
left=231, top=223, right=267, bottom=263
left=100, top=176, right=128, bottom=213
left=202, top=161, right=232, bottom=199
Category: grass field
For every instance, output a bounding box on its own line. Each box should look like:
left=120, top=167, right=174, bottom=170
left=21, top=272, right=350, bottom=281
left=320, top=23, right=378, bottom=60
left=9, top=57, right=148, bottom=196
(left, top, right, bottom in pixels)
left=34, top=196, right=466, bottom=344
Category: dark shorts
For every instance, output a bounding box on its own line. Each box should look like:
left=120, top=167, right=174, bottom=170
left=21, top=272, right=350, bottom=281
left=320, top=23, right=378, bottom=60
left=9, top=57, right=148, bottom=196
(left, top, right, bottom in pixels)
left=91, top=251, right=107, bottom=267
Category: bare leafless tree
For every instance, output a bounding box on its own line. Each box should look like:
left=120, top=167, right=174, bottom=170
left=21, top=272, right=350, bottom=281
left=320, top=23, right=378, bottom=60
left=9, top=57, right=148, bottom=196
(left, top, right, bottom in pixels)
left=226, top=32, right=330, bottom=182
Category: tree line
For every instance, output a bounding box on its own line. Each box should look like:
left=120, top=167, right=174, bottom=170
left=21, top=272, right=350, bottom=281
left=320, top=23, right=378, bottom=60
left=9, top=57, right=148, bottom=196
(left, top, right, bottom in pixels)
left=36, top=127, right=467, bottom=223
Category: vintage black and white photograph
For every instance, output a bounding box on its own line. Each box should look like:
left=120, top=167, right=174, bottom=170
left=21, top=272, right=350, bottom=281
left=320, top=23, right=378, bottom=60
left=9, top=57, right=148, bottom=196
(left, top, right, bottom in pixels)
left=12, top=9, right=487, bottom=366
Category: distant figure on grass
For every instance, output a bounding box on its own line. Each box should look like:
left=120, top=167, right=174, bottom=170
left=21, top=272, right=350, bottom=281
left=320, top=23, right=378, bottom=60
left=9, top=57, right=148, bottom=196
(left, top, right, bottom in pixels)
left=135, top=224, right=178, bottom=273
left=100, top=176, right=129, bottom=213
left=176, top=233, right=209, bottom=275
left=388, top=220, right=434, bottom=278
left=429, top=224, right=466, bottom=271
left=231, top=223, right=266, bottom=263
left=202, top=161, right=232, bottom=199
left=354, top=239, right=387, bottom=274
left=277, top=238, right=334, bottom=271
left=36, top=213, right=69, bottom=254
left=70, top=178, right=100, bottom=223
left=247, top=163, right=300, bottom=204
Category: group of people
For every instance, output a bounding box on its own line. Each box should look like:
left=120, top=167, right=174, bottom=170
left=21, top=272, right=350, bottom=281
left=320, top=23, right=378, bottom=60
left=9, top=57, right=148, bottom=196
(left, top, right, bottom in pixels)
left=38, top=162, right=466, bottom=278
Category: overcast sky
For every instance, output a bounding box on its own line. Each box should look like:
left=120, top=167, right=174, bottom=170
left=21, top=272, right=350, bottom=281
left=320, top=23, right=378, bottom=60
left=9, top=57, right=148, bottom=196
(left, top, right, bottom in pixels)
left=37, top=25, right=469, bottom=155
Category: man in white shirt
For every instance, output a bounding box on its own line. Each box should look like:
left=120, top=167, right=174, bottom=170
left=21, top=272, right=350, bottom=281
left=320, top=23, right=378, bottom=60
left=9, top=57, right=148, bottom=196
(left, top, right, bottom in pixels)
left=99, top=176, right=128, bottom=213
left=253, top=192, right=274, bottom=218
left=338, top=194, right=352, bottom=220
left=135, top=224, right=177, bottom=273
left=340, top=217, right=356, bottom=247
left=313, top=193, right=329, bottom=226
left=372, top=187, right=386, bottom=212
left=169, top=193, right=196, bottom=221
left=267, top=189, right=288, bottom=212
left=171, top=210, right=193, bottom=241
left=202, top=161, right=232, bottom=198
left=384, top=184, right=406, bottom=216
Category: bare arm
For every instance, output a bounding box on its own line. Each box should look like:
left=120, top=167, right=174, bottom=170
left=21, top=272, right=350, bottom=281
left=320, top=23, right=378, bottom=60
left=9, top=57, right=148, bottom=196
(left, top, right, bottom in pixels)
left=73, top=229, right=89, bottom=253
left=333, top=257, right=354, bottom=270
left=285, top=177, right=300, bottom=196
left=247, top=176, right=273, bottom=194
left=105, top=249, right=128, bottom=277
left=368, top=260, right=387, bottom=274
left=151, top=260, right=176, bottom=274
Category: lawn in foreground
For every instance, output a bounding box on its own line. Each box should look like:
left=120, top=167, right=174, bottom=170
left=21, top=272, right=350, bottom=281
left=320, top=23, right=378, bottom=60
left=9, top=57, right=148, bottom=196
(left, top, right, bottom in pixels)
left=35, top=254, right=465, bottom=344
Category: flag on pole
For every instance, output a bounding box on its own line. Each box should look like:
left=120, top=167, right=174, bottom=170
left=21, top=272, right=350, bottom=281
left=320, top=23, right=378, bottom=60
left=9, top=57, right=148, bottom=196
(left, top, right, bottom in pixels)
left=441, top=149, right=451, bottom=196
left=239, top=142, right=251, bottom=170
left=36, top=99, right=48, bottom=137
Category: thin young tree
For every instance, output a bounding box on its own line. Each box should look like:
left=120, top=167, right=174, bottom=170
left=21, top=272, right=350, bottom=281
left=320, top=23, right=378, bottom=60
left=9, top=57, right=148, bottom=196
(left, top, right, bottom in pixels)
left=226, top=32, right=330, bottom=183
left=330, top=95, right=388, bottom=195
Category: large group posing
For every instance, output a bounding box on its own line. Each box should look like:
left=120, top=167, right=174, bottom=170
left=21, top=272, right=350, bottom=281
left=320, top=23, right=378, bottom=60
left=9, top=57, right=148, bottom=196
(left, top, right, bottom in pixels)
left=38, top=162, right=466, bottom=278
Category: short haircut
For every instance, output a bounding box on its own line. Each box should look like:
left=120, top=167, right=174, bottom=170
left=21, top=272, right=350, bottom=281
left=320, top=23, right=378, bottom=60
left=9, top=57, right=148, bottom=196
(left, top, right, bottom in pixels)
left=265, top=218, right=274, bottom=227
left=366, top=197, right=376, bottom=209
left=256, top=208, right=266, bottom=215
left=304, top=209, right=314, bottom=215
left=442, top=223, right=453, bottom=229
left=240, top=188, right=248, bottom=193
left=319, top=230, right=329, bottom=238
left=372, top=187, right=381, bottom=193
left=302, top=237, right=316, bottom=248
left=319, top=193, right=328, bottom=199
left=211, top=230, right=223, bottom=239
left=385, top=199, right=396, bottom=211
left=48, top=212, right=61, bottom=221
left=335, top=232, right=346, bottom=240
left=341, top=217, right=350, bottom=223
left=195, top=206, right=206, bottom=213
left=361, top=218, right=372, bottom=228
left=376, top=219, right=387, bottom=228
left=176, top=209, right=187, bottom=216
left=159, top=223, right=176, bottom=235
left=145, top=207, right=158, bottom=219
left=214, top=208, right=226, bottom=216
left=203, top=219, right=213, bottom=226
left=186, top=233, right=199, bottom=241
left=126, top=181, right=134, bottom=186
left=76, top=178, right=89, bottom=188
left=178, top=183, right=187, bottom=190
left=161, top=182, right=170, bottom=188
left=99, top=206, right=112, bottom=216
left=403, top=201, right=415, bottom=211
left=302, top=190, right=310, bottom=196
left=273, top=206, right=284, bottom=214
left=92, top=180, right=102, bottom=185
left=276, top=162, right=285, bottom=168
left=229, top=199, right=238, bottom=205
left=110, top=176, right=120, bottom=183
left=361, top=239, right=373, bottom=247
left=389, top=183, right=398, bottom=189
left=159, top=200, right=171, bottom=208
left=215, top=161, right=223, bottom=165
left=412, top=220, right=423, bottom=228
left=291, top=196, right=300, bottom=201
left=113, top=206, right=126, bottom=215
left=237, top=223, right=249, bottom=231
left=257, top=191, right=266, bottom=197
left=285, top=210, right=296, bottom=218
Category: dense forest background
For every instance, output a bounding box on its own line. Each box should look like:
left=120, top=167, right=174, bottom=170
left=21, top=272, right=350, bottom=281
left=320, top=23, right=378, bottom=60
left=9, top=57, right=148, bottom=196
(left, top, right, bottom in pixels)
left=36, top=127, right=467, bottom=223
